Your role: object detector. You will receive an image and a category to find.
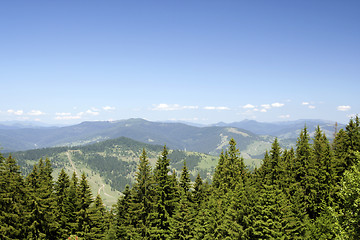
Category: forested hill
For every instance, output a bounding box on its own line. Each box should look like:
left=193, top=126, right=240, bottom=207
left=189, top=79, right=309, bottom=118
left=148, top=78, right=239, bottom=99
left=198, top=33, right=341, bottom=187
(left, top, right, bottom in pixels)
left=1, top=117, right=360, bottom=239
left=213, top=119, right=344, bottom=139
left=8, top=136, right=220, bottom=204
left=1, top=118, right=319, bottom=158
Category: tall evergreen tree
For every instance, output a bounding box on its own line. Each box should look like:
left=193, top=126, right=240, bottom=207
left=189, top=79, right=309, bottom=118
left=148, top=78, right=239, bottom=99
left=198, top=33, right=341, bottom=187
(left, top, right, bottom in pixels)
left=0, top=155, right=28, bottom=239
left=336, top=152, right=360, bottom=239
left=169, top=189, right=195, bottom=240
left=115, top=185, right=136, bottom=239
left=88, top=194, right=107, bottom=240
left=179, top=160, right=191, bottom=197
left=293, top=127, right=318, bottom=219
left=130, top=148, right=155, bottom=238
left=333, top=128, right=349, bottom=178
left=26, top=158, right=58, bottom=239
left=54, top=168, right=71, bottom=239
left=312, top=126, right=335, bottom=210
left=150, top=146, right=178, bottom=239
left=76, top=172, right=93, bottom=239
left=66, top=172, right=79, bottom=235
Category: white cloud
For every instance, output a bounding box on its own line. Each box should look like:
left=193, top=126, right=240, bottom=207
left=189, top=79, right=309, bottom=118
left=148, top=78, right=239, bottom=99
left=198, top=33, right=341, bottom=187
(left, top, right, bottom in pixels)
left=261, top=104, right=271, bottom=109
left=152, top=104, right=199, bottom=111
left=260, top=109, right=267, bottom=113
left=103, top=106, right=116, bottom=111
left=28, top=110, right=45, bottom=116
left=183, top=106, right=199, bottom=110
left=154, top=104, right=180, bottom=111
left=204, top=106, right=230, bottom=110
left=337, top=105, right=351, bottom=111
left=302, top=102, right=310, bottom=105
left=308, top=105, right=316, bottom=109
left=272, top=102, right=285, bottom=108
left=85, top=109, right=100, bottom=116
left=7, top=109, right=24, bottom=115
left=56, top=112, right=71, bottom=116
left=55, top=115, right=81, bottom=120
left=279, top=114, right=291, bottom=119
left=243, top=104, right=255, bottom=109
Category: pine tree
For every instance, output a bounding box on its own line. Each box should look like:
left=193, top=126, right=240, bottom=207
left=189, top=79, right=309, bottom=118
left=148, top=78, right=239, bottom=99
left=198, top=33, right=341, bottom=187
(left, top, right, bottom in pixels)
left=281, top=148, right=295, bottom=196
left=333, top=128, right=349, bottom=178
left=66, top=172, right=79, bottom=235
left=54, top=168, right=71, bottom=239
left=150, top=146, right=178, bottom=239
left=192, top=173, right=204, bottom=210
left=312, top=126, right=335, bottom=210
left=88, top=194, right=107, bottom=240
left=205, top=139, right=247, bottom=239
left=130, top=148, right=155, bottom=238
left=293, top=127, right=318, bottom=219
left=179, top=160, right=191, bottom=197
left=0, top=155, right=28, bottom=239
left=336, top=152, right=360, bottom=239
left=26, top=158, right=58, bottom=239
left=76, top=172, right=93, bottom=239
left=212, top=138, right=246, bottom=194
left=115, top=185, right=136, bottom=239
left=169, top=190, right=195, bottom=240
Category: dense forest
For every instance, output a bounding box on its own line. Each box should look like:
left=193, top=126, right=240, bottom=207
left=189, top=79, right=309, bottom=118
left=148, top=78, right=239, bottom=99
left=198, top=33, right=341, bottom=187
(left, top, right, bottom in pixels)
left=1, top=117, right=360, bottom=239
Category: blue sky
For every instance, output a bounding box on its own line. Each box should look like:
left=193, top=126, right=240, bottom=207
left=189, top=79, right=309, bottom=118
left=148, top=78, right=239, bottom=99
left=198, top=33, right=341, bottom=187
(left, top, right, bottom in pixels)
left=1, top=1, right=359, bottom=125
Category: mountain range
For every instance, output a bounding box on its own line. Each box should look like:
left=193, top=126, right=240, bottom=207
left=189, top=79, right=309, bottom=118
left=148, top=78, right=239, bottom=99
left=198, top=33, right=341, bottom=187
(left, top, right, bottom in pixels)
left=0, top=118, right=343, bottom=158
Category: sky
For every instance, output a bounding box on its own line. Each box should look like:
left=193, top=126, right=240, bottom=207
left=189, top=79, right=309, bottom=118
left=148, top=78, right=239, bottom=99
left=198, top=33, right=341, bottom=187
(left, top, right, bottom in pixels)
left=1, top=1, right=359, bottom=125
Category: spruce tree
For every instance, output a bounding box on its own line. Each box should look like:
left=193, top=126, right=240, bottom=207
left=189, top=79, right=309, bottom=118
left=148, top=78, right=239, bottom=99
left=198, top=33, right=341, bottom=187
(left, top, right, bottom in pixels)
left=26, top=158, right=58, bottom=239
left=169, top=190, right=195, bottom=240
left=130, top=148, right=155, bottom=238
left=205, top=139, right=247, bottom=239
left=192, top=173, right=204, bottom=210
left=0, top=155, right=28, bottom=239
left=293, top=127, right=318, bottom=219
left=333, top=129, right=349, bottom=178
left=76, top=172, right=93, bottom=239
left=67, top=172, right=79, bottom=235
left=150, top=146, right=177, bottom=239
left=88, top=194, right=107, bottom=240
left=312, top=126, right=335, bottom=210
left=54, top=168, right=71, bottom=239
left=115, top=185, right=136, bottom=239
left=179, top=160, right=191, bottom=197
left=336, top=152, right=360, bottom=239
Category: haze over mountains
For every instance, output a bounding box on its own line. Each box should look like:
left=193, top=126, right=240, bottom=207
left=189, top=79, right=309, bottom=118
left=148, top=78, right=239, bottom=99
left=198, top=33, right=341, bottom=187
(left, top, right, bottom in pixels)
left=0, top=118, right=343, bottom=157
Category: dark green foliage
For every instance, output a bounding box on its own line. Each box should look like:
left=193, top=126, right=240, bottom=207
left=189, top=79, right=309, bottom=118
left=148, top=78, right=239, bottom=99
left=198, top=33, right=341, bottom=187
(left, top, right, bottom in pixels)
left=88, top=195, right=107, bottom=239
left=76, top=172, right=93, bottom=239
left=179, top=161, right=191, bottom=195
left=26, top=158, right=58, bottom=239
left=150, top=146, right=179, bottom=239
left=130, top=148, right=155, bottom=238
left=169, top=191, right=195, bottom=240
left=54, top=168, right=71, bottom=238
left=0, top=155, right=28, bottom=239
left=335, top=152, right=360, bottom=239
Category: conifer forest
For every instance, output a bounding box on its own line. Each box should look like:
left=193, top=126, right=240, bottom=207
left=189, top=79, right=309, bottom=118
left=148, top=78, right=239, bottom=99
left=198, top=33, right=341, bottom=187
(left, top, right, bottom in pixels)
left=2, top=117, right=360, bottom=240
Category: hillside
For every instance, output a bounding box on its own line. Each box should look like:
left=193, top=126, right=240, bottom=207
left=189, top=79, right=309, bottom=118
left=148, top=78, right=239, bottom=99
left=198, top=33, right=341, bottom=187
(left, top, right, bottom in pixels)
left=214, top=119, right=344, bottom=139
left=9, top=136, right=228, bottom=206
left=0, top=118, right=291, bottom=159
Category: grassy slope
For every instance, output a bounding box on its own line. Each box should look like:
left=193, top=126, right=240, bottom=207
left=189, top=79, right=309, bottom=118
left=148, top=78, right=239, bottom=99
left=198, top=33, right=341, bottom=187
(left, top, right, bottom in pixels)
left=9, top=137, right=222, bottom=207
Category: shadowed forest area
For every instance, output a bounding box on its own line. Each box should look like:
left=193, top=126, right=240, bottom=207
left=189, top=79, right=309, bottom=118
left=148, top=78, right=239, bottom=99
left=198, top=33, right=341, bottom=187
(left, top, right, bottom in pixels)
left=1, top=117, right=360, bottom=239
